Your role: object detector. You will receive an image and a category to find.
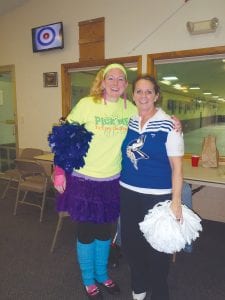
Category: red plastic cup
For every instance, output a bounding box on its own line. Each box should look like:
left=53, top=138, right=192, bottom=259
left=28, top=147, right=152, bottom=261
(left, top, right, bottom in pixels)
left=191, top=155, right=200, bottom=167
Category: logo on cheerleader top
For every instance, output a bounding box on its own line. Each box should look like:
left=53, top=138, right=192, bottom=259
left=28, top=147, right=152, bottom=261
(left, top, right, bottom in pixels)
left=126, top=135, right=149, bottom=170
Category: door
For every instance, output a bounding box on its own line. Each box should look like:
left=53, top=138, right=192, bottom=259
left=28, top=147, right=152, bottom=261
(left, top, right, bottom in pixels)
left=0, top=65, right=18, bottom=172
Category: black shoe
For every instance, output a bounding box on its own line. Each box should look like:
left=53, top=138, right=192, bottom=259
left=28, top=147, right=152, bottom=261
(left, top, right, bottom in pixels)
left=100, top=279, right=120, bottom=295
left=85, top=285, right=103, bottom=299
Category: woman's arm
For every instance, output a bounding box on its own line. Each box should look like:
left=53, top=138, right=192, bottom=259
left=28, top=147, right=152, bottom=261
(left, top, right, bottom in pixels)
left=168, top=156, right=183, bottom=220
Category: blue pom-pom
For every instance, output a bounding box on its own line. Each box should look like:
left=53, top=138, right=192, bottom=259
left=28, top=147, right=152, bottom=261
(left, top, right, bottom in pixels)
left=48, top=122, right=93, bottom=173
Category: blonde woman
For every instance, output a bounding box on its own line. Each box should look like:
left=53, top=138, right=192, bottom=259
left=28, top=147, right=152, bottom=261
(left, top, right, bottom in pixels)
left=53, top=63, right=136, bottom=299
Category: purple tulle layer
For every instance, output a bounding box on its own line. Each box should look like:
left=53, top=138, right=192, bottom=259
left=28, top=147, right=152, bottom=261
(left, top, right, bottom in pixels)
left=56, top=174, right=120, bottom=224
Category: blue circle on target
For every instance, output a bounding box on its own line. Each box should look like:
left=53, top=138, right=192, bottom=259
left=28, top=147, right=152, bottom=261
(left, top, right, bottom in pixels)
left=37, top=27, right=56, bottom=46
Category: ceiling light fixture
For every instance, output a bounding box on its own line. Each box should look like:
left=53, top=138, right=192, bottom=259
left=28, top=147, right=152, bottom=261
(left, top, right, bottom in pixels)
left=173, top=84, right=181, bottom=90
left=186, top=17, right=219, bottom=35
left=160, top=80, right=171, bottom=86
left=173, top=84, right=187, bottom=90
left=128, top=67, right=137, bottom=71
left=162, top=76, right=178, bottom=81
left=189, top=86, right=200, bottom=90
left=203, top=91, right=212, bottom=95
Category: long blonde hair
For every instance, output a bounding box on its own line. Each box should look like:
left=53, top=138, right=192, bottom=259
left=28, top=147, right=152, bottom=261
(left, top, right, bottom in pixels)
left=89, top=68, right=105, bottom=103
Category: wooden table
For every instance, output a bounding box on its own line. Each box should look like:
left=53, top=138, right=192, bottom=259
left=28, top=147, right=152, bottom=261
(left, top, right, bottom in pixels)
left=183, top=158, right=225, bottom=222
left=34, top=153, right=54, bottom=162
left=34, top=153, right=54, bottom=176
left=34, top=155, right=225, bottom=188
left=33, top=155, right=225, bottom=221
left=183, top=158, right=225, bottom=188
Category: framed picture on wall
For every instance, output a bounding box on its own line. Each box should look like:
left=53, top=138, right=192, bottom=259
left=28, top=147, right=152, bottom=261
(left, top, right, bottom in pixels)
left=43, top=72, right=58, bottom=87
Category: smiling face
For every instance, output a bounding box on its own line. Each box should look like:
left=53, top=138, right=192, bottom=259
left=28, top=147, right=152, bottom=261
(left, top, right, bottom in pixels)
left=102, top=68, right=128, bottom=102
left=133, top=78, right=159, bottom=113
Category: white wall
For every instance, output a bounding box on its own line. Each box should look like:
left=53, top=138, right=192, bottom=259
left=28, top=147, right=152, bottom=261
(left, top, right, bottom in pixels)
left=0, top=0, right=225, bottom=150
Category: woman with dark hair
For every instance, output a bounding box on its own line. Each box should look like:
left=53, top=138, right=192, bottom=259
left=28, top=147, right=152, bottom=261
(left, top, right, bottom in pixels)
left=120, top=75, right=184, bottom=300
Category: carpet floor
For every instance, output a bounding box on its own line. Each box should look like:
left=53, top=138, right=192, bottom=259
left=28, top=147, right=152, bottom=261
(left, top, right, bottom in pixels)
left=0, top=182, right=225, bottom=300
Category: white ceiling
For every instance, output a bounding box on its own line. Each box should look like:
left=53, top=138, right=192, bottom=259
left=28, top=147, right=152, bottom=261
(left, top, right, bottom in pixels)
left=0, top=0, right=29, bottom=16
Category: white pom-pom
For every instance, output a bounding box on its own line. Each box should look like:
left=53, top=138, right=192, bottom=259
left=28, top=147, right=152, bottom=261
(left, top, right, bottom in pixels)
left=139, top=200, right=202, bottom=254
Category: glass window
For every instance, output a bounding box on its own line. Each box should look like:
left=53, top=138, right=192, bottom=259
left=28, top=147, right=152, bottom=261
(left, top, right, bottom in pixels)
left=70, top=65, right=138, bottom=107
left=154, top=58, right=225, bottom=156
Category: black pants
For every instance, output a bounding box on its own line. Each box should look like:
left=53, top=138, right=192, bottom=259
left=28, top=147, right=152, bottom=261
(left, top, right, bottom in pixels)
left=77, top=222, right=112, bottom=244
left=120, top=186, right=171, bottom=300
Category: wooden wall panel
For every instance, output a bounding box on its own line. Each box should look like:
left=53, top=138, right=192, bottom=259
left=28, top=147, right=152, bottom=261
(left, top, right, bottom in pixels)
left=79, top=17, right=104, bottom=61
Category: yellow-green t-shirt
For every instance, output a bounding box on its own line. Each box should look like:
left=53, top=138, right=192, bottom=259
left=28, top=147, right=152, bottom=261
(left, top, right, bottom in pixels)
left=66, top=96, right=137, bottom=178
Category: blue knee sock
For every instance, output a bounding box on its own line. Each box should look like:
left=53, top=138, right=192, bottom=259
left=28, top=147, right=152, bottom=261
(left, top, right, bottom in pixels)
left=94, top=239, right=111, bottom=283
left=76, top=240, right=95, bottom=286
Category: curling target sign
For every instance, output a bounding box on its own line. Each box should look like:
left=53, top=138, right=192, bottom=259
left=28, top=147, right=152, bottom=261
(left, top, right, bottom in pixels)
left=32, top=22, right=63, bottom=52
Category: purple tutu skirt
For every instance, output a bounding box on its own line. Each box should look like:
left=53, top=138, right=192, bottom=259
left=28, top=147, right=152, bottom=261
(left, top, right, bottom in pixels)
left=56, top=174, right=120, bottom=224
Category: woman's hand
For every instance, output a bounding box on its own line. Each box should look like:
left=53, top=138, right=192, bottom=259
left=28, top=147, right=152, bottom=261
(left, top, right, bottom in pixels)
left=171, top=115, right=182, bottom=132
left=53, top=166, right=66, bottom=194
left=170, top=201, right=183, bottom=222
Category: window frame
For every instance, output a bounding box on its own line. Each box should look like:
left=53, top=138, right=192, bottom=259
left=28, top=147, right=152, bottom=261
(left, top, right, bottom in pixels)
left=147, top=46, right=225, bottom=161
left=61, top=56, right=142, bottom=117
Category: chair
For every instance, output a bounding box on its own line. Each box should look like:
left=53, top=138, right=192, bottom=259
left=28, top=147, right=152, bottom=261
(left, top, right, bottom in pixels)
left=13, top=159, right=52, bottom=222
left=172, top=182, right=194, bottom=262
left=50, top=211, right=70, bottom=252
left=0, top=148, right=44, bottom=200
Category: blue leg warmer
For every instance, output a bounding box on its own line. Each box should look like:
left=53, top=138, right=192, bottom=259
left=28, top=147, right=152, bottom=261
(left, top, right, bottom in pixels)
left=94, top=239, right=111, bottom=283
left=76, top=240, right=95, bottom=286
